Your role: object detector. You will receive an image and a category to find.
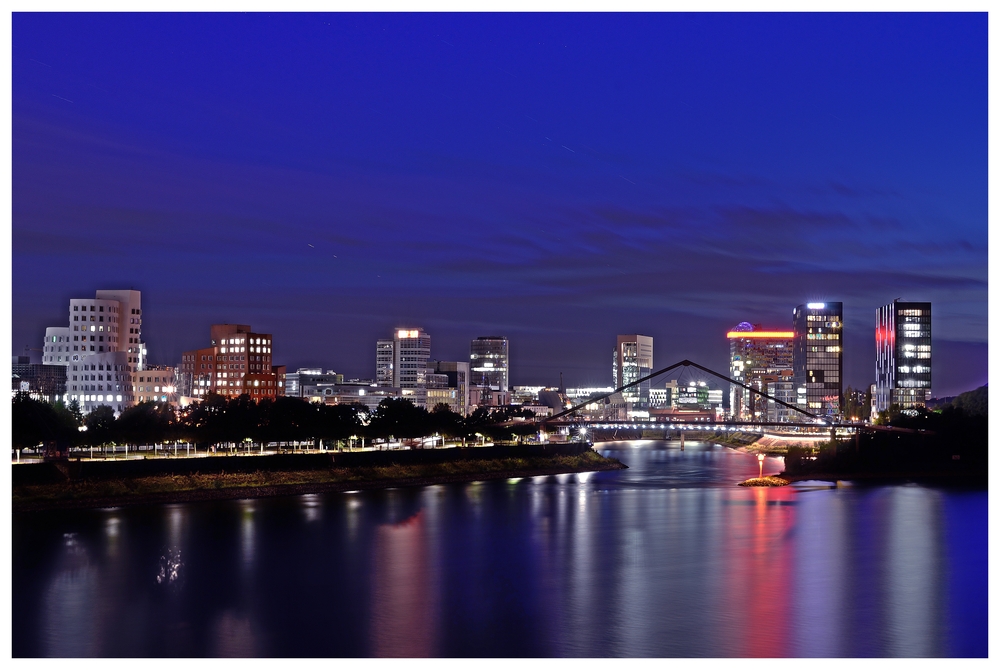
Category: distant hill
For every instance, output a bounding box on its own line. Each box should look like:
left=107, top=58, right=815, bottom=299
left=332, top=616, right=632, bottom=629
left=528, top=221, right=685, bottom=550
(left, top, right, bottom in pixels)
left=926, top=395, right=956, bottom=409
left=936, top=384, right=988, bottom=417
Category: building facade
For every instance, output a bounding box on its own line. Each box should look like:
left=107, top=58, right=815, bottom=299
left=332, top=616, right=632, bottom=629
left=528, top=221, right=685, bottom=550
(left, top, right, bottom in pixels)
left=42, top=327, right=71, bottom=365
left=792, top=302, right=844, bottom=417
left=376, top=339, right=394, bottom=387
left=179, top=324, right=283, bottom=401
left=427, top=360, right=470, bottom=415
left=134, top=366, right=178, bottom=407
left=470, top=337, right=509, bottom=391
left=12, top=358, right=67, bottom=402
left=613, top=334, right=653, bottom=402
left=727, top=322, right=794, bottom=421
left=41, top=289, right=145, bottom=414
left=372, top=328, right=431, bottom=408
left=285, top=368, right=345, bottom=400
left=875, top=300, right=932, bottom=413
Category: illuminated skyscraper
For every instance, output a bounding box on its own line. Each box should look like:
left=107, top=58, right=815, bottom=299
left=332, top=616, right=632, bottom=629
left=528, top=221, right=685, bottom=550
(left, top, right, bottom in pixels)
left=792, top=302, right=843, bottom=416
left=470, top=336, right=509, bottom=391
left=875, top=300, right=931, bottom=413
left=373, top=328, right=431, bottom=407
left=727, top=323, right=794, bottom=421
left=613, top=334, right=653, bottom=402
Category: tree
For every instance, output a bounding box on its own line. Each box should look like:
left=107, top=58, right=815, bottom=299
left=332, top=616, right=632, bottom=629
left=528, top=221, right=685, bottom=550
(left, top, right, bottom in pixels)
left=83, top=405, right=117, bottom=448
left=116, top=401, right=176, bottom=447
left=947, top=385, right=988, bottom=417
left=12, top=393, right=78, bottom=451
left=316, top=402, right=366, bottom=446
left=67, top=398, right=84, bottom=425
left=367, top=398, right=430, bottom=441
left=428, top=403, right=464, bottom=439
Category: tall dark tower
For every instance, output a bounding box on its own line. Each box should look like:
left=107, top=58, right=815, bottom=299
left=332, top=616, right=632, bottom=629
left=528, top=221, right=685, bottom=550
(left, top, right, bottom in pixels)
left=875, top=300, right=931, bottom=413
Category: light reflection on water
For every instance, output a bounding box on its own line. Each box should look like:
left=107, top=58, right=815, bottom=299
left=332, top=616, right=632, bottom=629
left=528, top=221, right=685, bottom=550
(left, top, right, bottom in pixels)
left=12, top=440, right=987, bottom=657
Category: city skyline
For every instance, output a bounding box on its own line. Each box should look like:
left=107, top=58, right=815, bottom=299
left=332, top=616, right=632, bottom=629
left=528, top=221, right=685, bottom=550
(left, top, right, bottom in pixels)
left=12, top=13, right=987, bottom=397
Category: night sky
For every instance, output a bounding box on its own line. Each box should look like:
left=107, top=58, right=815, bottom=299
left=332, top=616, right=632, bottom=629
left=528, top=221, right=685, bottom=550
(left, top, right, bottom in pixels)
left=11, top=13, right=988, bottom=397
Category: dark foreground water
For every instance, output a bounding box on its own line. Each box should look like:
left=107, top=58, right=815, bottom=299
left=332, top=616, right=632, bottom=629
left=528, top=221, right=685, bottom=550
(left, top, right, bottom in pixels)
left=13, top=440, right=987, bottom=657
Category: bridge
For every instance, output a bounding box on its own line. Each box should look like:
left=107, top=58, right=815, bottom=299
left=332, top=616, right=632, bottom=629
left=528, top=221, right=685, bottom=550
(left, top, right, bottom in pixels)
left=528, top=359, right=908, bottom=435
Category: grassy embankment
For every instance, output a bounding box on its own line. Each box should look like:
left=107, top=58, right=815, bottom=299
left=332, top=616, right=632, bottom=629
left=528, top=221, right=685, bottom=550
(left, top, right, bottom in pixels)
left=13, top=451, right=626, bottom=512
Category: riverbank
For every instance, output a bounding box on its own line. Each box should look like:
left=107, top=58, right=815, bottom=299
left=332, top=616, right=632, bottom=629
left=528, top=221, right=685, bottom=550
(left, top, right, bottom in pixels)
left=778, top=470, right=988, bottom=487
left=12, top=450, right=627, bottom=513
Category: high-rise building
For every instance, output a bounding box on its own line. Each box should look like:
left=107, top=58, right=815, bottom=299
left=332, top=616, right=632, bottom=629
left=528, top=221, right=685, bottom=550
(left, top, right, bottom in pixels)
left=178, top=324, right=284, bottom=401
left=613, top=334, right=653, bottom=402
left=875, top=300, right=932, bottom=413
left=792, top=302, right=844, bottom=417
left=470, top=336, right=509, bottom=391
left=376, top=339, right=394, bottom=387
left=44, top=289, right=145, bottom=414
left=374, top=328, right=431, bottom=407
left=727, top=322, right=794, bottom=421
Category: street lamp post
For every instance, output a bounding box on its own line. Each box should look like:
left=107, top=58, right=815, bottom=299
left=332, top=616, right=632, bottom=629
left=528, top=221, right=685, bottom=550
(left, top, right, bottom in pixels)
left=757, top=453, right=765, bottom=479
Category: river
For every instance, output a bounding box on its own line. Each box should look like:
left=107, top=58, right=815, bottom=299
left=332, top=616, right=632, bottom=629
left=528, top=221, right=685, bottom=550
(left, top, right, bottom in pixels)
left=12, top=439, right=987, bottom=657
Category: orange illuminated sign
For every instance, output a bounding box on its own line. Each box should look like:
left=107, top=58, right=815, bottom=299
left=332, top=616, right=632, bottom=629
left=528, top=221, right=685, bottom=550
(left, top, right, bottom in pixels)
left=726, top=331, right=794, bottom=338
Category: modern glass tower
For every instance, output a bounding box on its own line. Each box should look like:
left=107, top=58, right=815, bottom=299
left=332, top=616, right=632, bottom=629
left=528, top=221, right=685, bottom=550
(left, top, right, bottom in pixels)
left=792, top=302, right=843, bottom=417
left=875, top=300, right=931, bottom=413
left=470, top=336, right=509, bottom=391
left=614, top=334, right=653, bottom=403
left=727, top=322, right=794, bottom=421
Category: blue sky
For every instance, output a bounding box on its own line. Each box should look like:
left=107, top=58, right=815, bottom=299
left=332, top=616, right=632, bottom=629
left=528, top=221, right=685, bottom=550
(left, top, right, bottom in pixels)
left=11, top=12, right=988, bottom=396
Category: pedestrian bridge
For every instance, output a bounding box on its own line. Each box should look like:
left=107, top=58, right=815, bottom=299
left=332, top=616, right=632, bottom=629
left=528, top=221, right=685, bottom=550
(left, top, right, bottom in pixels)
left=530, top=359, right=876, bottom=435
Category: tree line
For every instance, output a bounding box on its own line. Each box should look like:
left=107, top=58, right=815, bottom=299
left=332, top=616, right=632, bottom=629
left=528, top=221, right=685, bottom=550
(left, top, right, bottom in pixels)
left=11, top=392, right=538, bottom=452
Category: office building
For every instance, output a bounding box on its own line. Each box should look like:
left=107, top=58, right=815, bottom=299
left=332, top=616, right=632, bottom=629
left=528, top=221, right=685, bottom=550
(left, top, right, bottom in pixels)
left=134, top=366, right=178, bottom=407
left=376, top=339, right=394, bottom=387
left=613, top=334, right=653, bottom=402
left=12, top=357, right=67, bottom=403
left=427, top=360, right=470, bottom=415
left=470, top=336, right=509, bottom=391
left=42, top=327, right=71, bottom=365
left=373, top=328, right=431, bottom=407
left=792, top=302, right=843, bottom=416
left=179, top=324, right=284, bottom=400
left=875, top=300, right=932, bottom=413
left=41, top=289, right=145, bottom=414
left=285, top=368, right=345, bottom=399
left=727, top=322, right=794, bottom=421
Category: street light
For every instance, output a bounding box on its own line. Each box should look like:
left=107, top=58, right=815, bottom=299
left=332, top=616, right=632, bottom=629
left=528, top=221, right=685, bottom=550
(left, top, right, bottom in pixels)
left=757, top=453, right=765, bottom=479
left=79, top=425, right=91, bottom=460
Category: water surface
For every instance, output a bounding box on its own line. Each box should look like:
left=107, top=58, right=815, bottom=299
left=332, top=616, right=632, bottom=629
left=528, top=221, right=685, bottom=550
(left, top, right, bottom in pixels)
left=12, top=439, right=987, bottom=657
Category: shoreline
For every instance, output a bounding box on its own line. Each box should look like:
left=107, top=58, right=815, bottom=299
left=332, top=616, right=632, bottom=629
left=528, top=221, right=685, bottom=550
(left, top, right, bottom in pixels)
left=12, top=455, right=627, bottom=514
left=725, top=444, right=987, bottom=488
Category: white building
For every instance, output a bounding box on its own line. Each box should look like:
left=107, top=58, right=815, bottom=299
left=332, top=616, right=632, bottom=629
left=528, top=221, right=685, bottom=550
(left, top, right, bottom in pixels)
left=42, top=327, right=71, bottom=365
left=373, top=328, right=431, bottom=408
left=43, top=289, right=145, bottom=414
